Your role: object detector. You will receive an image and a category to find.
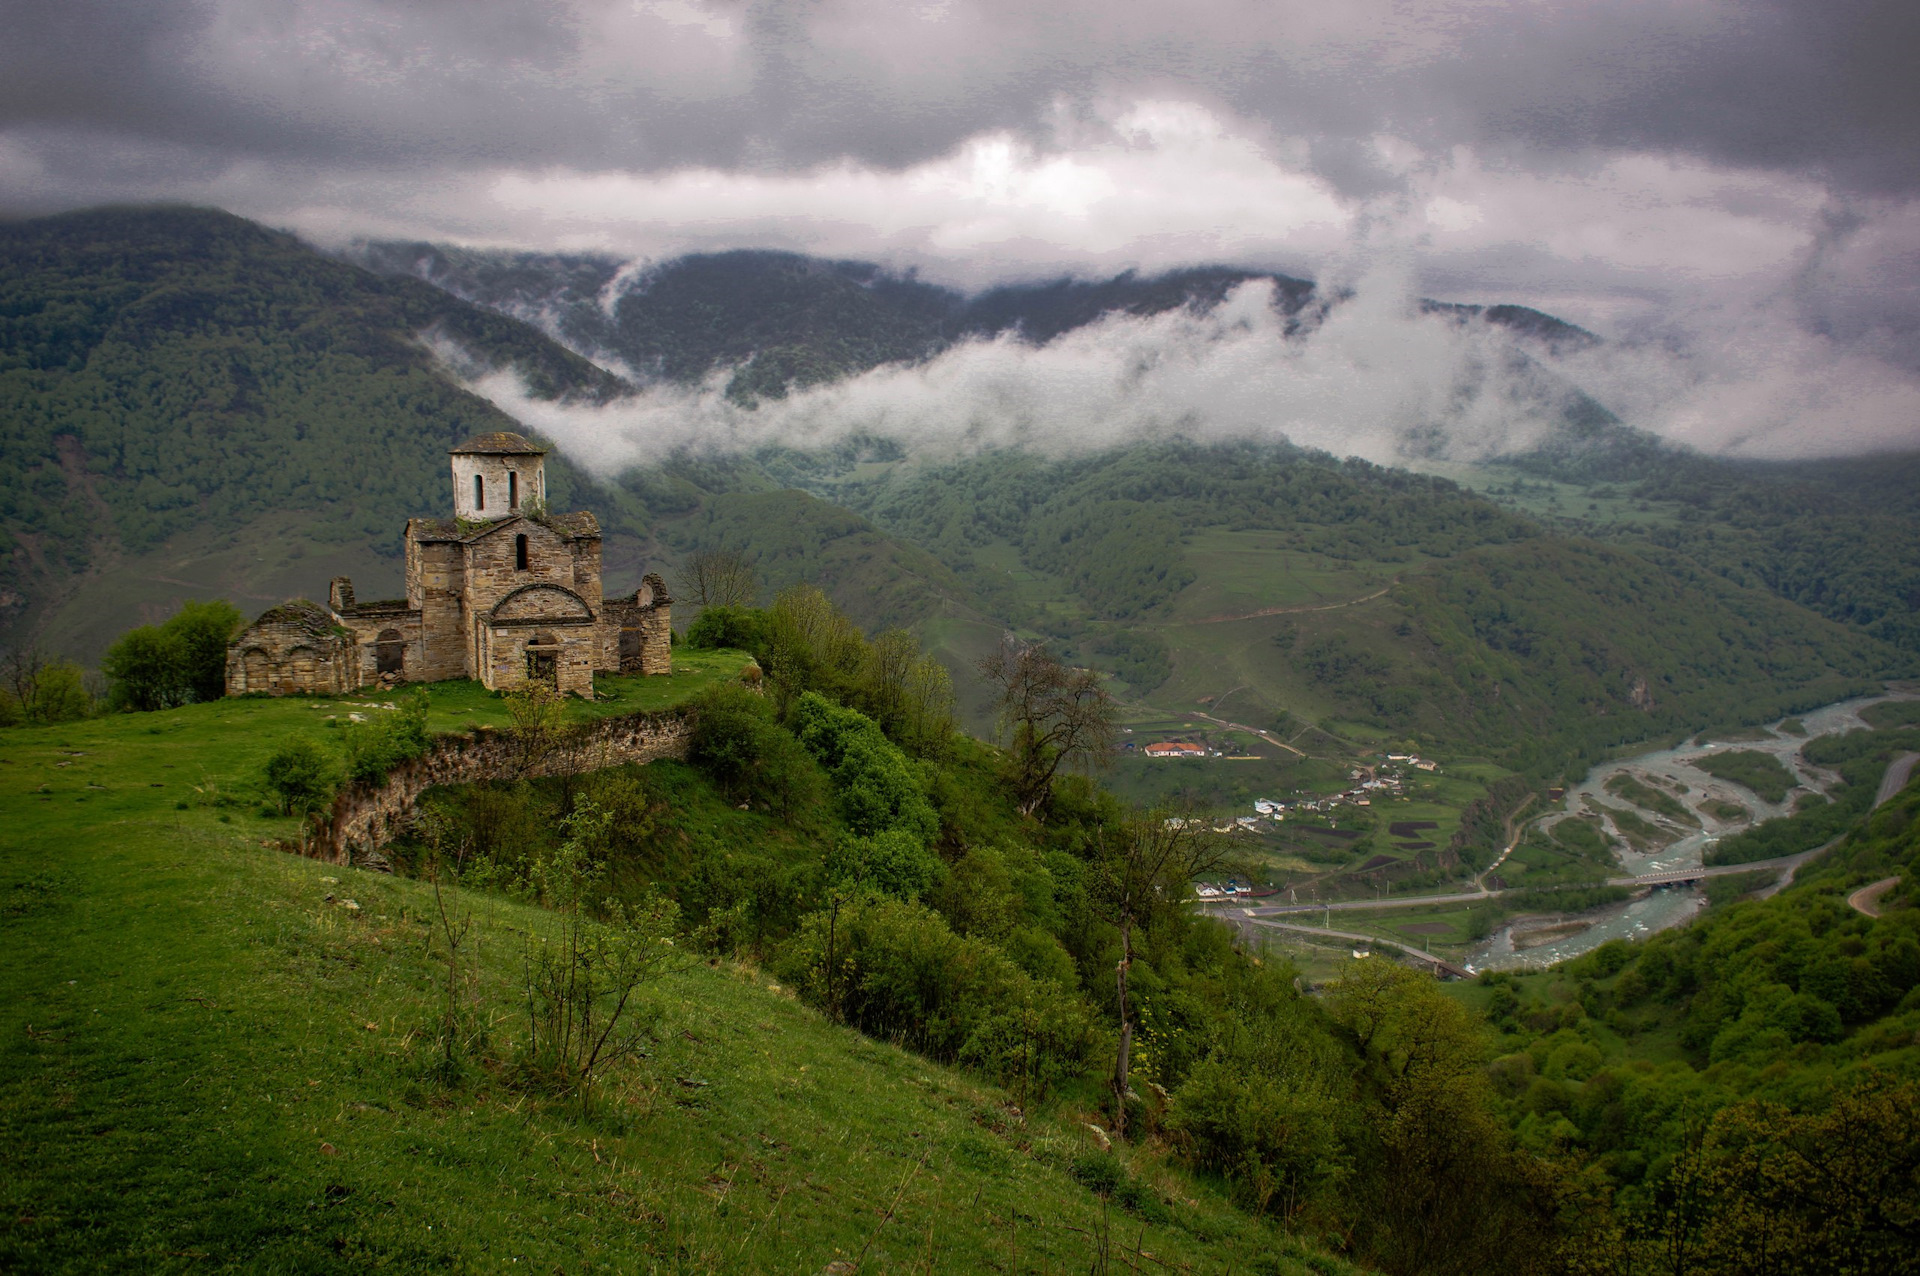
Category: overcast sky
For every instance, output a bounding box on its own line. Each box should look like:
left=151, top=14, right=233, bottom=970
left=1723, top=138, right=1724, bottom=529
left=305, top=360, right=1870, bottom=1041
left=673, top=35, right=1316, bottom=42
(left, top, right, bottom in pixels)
left=3, top=0, right=1917, bottom=454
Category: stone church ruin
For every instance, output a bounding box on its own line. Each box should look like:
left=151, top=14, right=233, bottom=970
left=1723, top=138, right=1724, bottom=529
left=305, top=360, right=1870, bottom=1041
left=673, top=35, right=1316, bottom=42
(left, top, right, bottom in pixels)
left=225, top=432, right=671, bottom=697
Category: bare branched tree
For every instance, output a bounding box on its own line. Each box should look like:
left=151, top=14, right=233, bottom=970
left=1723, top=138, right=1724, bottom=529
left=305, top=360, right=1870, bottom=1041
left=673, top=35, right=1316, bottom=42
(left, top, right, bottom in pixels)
left=3, top=642, right=46, bottom=707
left=679, top=548, right=757, bottom=609
left=1092, top=810, right=1230, bottom=1138
left=977, top=640, right=1117, bottom=816
left=505, top=681, right=568, bottom=777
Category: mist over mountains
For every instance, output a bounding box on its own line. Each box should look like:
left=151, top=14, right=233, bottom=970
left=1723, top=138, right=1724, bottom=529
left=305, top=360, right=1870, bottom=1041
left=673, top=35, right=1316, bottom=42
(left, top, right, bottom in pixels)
left=354, top=241, right=1636, bottom=475
left=358, top=237, right=1918, bottom=477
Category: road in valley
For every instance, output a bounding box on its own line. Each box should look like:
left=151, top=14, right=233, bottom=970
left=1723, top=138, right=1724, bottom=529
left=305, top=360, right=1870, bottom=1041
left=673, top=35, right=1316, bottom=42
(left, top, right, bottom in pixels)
left=1200, top=747, right=1920, bottom=964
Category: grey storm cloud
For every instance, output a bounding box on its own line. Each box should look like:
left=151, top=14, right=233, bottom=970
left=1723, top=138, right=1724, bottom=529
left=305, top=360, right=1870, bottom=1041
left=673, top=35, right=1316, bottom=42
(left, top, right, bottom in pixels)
left=1, top=0, right=1917, bottom=459
left=2, top=0, right=1916, bottom=193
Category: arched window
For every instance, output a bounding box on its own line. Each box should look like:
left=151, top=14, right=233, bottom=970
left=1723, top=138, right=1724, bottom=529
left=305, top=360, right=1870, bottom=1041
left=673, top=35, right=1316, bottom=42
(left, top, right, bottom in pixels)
left=473, top=473, right=484, bottom=511
left=509, top=471, right=519, bottom=508
left=515, top=534, right=529, bottom=570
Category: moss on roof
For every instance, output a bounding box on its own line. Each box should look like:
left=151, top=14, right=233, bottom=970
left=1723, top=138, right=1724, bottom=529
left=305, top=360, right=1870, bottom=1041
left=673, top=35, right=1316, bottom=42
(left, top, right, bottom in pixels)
left=246, top=599, right=342, bottom=639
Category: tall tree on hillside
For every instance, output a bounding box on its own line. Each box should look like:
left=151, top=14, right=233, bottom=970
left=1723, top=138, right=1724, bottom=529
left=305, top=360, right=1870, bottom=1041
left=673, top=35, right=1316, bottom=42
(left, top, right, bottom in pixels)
left=978, top=641, right=1117, bottom=816
left=1092, top=810, right=1228, bottom=1138
left=679, top=548, right=757, bottom=609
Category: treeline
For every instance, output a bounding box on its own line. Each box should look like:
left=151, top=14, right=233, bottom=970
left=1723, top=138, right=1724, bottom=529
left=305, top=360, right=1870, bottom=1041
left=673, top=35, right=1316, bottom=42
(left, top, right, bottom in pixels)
left=1, top=597, right=242, bottom=723
left=1473, top=745, right=1920, bottom=1272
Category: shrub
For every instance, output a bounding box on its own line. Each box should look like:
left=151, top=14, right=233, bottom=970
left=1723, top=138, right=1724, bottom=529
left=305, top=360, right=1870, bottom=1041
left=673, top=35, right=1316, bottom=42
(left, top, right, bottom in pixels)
left=340, top=689, right=431, bottom=784
left=0, top=658, right=94, bottom=725
left=262, top=735, right=338, bottom=815
left=101, top=599, right=243, bottom=711
left=790, top=691, right=937, bottom=845
left=686, top=683, right=825, bottom=819
left=102, top=626, right=189, bottom=712
left=824, top=828, right=942, bottom=900
left=776, top=891, right=1038, bottom=1062
left=684, top=605, right=767, bottom=653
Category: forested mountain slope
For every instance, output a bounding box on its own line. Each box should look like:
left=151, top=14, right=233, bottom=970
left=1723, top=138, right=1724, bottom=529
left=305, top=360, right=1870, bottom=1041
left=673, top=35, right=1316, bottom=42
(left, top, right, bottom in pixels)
left=367, top=231, right=1920, bottom=659
left=786, top=443, right=1904, bottom=777
left=1462, top=721, right=1920, bottom=1269
left=1494, top=447, right=1920, bottom=654
left=0, top=206, right=629, bottom=646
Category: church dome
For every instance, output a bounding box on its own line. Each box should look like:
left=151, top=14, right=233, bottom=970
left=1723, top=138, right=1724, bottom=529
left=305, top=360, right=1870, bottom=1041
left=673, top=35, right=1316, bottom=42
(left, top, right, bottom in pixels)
left=450, top=431, right=547, bottom=456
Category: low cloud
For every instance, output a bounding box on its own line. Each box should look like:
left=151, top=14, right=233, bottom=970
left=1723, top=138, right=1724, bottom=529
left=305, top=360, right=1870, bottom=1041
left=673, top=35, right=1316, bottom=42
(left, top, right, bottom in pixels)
left=448, top=263, right=1920, bottom=474
left=452, top=274, right=1589, bottom=474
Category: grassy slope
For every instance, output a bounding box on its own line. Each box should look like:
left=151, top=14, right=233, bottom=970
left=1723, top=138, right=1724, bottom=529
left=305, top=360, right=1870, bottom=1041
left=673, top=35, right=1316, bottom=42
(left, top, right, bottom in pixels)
left=0, top=685, right=1349, bottom=1274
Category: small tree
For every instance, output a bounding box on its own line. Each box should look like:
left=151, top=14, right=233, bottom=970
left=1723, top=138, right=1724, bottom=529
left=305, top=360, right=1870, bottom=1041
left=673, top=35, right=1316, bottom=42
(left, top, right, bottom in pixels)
left=679, top=548, right=757, bottom=609
left=263, top=735, right=338, bottom=816
left=978, top=641, right=1118, bottom=816
left=1091, top=809, right=1228, bottom=1138
left=165, top=600, right=245, bottom=703
left=102, top=626, right=189, bottom=712
left=100, top=599, right=243, bottom=711
left=340, top=688, right=431, bottom=784
left=0, top=645, right=93, bottom=725
left=505, top=680, right=567, bottom=777
left=517, top=802, right=681, bottom=1108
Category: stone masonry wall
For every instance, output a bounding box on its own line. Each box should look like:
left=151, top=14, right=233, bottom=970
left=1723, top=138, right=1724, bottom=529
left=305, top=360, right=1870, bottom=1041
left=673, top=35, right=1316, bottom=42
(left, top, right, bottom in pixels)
left=305, top=708, right=691, bottom=866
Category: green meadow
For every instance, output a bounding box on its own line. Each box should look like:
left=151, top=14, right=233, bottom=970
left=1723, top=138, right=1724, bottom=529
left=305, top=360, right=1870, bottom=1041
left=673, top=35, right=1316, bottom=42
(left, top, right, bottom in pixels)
left=0, top=680, right=1349, bottom=1273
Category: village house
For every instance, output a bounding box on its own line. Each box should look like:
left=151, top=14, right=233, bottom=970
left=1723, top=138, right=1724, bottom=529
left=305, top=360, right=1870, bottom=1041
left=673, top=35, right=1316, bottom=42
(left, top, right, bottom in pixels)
left=225, top=432, right=672, bottom=698
left=1144, top=741, right=1208, bottom=758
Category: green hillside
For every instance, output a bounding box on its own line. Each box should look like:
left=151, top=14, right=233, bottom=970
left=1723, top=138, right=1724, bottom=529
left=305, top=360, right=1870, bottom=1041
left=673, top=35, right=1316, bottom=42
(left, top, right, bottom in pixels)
left=803, top=443, right=1903, bottom=780
left=0, top=680, right=1348, bottom=1274
left=1466, top=447, right=1920, bottom=655
left=1452, top=724, right=1920, bottom=1272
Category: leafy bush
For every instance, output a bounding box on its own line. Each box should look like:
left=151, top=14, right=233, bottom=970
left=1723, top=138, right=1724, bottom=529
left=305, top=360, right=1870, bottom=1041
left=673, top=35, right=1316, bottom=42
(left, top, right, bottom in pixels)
left=262, top=735, right=338, bottom=816
left=823, top=828, right=941, bottom=900
left=685, top=682, right=825, bottom=819
left=683, top=604, right=767, bottom=652
left=339, top=690, right=431, bottom=784
left=0, top=655, right=93, bottom=725
left=102, top=599, right=243, bottom=711
left=776, top=891, right=1042, bottom=1063
left=790, top=691, right=937, bottom=845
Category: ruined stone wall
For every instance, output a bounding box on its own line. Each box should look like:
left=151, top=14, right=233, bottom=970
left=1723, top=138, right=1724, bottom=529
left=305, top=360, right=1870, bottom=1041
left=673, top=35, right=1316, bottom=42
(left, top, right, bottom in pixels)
left=306, top=709, right=691, bottom=865
left=225, top=603, right=358, bottom=696
left=570, top=537, right=604, bottom=663
left=603, top=572, right=674, bottom=675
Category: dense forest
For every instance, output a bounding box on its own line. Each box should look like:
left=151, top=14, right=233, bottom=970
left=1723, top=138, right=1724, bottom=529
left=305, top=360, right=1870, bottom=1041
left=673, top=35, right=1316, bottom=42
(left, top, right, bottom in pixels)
left=0, top=206, right=630, bottom=644
left=1469, top=718, right=1920, bottom=1271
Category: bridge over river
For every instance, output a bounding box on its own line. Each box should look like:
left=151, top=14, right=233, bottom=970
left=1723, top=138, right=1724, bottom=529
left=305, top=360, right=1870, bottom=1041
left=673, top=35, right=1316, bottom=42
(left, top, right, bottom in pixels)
left=1199, top=750, right=1920, bottom=975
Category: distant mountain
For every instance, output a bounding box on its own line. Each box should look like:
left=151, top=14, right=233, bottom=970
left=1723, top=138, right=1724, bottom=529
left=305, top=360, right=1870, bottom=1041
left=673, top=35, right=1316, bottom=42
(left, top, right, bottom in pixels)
left=3, top=206, right=1910, bottom=764
left=0, top=207, right=997, bottom=656
left=349, top=242, right=1605, bottom=409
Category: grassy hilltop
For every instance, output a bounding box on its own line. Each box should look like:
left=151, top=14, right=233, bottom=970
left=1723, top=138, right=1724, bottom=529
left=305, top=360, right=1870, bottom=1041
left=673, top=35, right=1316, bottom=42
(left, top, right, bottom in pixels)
left=0, top=663, right=1354, bottom=1274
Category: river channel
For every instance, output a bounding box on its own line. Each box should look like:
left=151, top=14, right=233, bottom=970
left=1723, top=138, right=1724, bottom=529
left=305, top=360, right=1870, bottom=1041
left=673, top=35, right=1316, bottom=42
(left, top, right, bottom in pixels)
left=1463, top=690, right=1912, bottom=972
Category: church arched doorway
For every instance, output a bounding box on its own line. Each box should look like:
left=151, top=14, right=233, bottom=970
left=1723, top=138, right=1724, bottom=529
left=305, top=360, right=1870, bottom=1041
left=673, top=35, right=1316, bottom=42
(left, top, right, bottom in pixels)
left=525, top=633, right=558, bottom=686
left=374, top=629, right=406, bottom=675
